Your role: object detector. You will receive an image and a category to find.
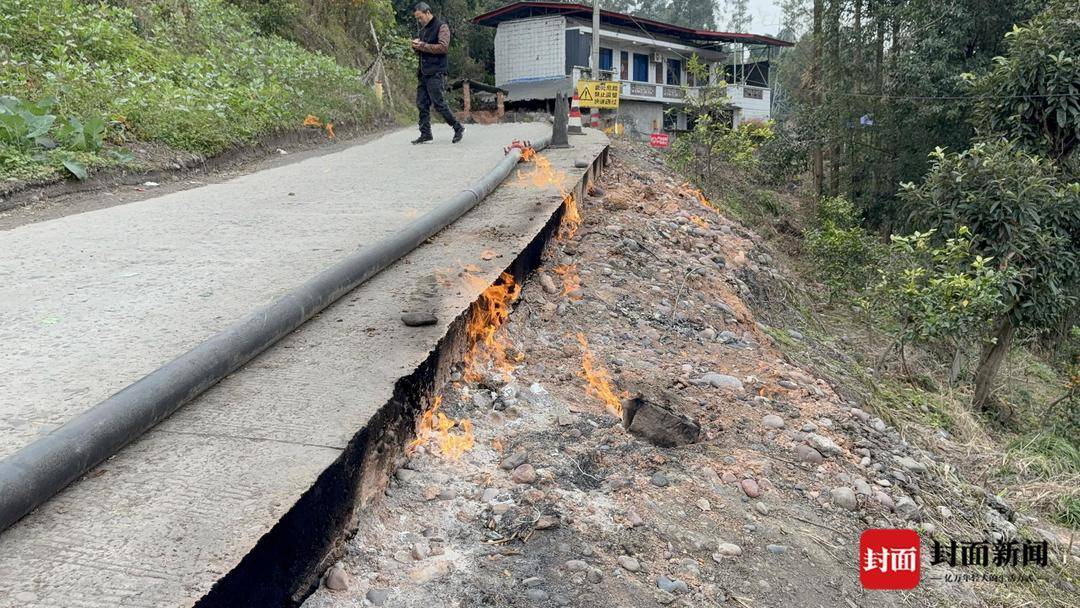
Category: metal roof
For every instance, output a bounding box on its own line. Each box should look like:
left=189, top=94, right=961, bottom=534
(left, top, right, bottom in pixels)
left=472, top=2, right=793, bottom=48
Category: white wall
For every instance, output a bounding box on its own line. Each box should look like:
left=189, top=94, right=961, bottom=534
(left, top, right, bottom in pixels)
left=617, top=100, right=664, bottom=136
left=494, top=16, right=567, bottom=86
left=728, top=85, right=771, bottom=124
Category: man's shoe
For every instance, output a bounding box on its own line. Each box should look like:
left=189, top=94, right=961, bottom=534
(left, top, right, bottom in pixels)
left=452, top=126, right=464, bottom=144
left=412, top=135, right=433, bottom=145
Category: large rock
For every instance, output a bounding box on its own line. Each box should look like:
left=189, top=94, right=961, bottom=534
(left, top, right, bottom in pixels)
left=895, top=497, right=921, bottom=521
left=714, top=543, right=742, bottom=558
left=324, top=565, right=350, bottom=591
left=795, top=445, right=824, bottom=464
left=831, top=487, right=859, bottom=511
left=622, top=394, right=700, bottom=448
left=762, top=414, right=785, bottom=429
left=692, top=372, right=744, bottom=391
left=617, top=555, right=642, bottom=572
left=400, top=312, right=438, bottom=327
left=807, top=433, right=842, bottom=456
left=366, top=589, right=391, bottom=606
left=512, top=463, right=538, bottom=484
left=740, top=479, right=762, bottom=498
left=894, top=456, right=926, bottom=474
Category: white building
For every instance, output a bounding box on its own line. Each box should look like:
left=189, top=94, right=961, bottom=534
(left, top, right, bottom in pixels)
left=472, top=2, right=792, bottom=136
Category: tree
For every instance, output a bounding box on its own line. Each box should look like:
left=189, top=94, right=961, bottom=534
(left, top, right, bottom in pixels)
left=864, top=227, right=1010, bottom=383
left=391, top=0, right=495, bottom=81
left=669, top=0, right=718, bottom=30
left=635, top=0, right=673, bottom=23
left=777, top=0, right=808, bottom=42
left=769, top=0, right=1040, bottom=224
left=723, top=0, right=751, bottom=31
left=901, top=142, right=1080, bottom=416
left=968, top=0, right=1079, bottom=166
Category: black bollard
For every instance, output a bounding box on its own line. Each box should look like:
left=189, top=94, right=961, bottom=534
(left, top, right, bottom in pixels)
left=550, top=91, right=570, bottom=148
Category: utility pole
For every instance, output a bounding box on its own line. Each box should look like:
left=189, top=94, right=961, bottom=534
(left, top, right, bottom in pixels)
left=591, top=0, right=600, bottom=79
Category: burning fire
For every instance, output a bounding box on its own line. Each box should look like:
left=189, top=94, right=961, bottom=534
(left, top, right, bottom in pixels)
left=576, top=333, right=626, bottom=416
left=558, top=194, right=581, bottom=240
left=516, top=153, right=566, bottom=191
left=694, top=190, right=710, bottom=208
left=463, top=271, right=521, bottom=382
left=552, top=264, right=582, bottom=300
left=516, top=153, right=581, bottom=240
left=407, top=395, right=475, bottom=460
left=678, top=183, right=713, bottom=209
left=688, top=215, right=710, bottom=229
left=520, top=147, right=537, bottom=162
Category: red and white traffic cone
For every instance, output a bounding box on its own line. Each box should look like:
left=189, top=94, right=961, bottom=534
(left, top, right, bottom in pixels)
left=568, top=93, right=583, bottom=135
left=590, top=107, right=601, bottom=129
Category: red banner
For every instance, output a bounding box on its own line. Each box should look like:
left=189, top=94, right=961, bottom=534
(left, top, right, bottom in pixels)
left=650, top=133, right=670, bottom=148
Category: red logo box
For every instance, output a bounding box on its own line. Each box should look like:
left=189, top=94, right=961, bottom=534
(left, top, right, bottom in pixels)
left=860, top=529, right=921, bottom=590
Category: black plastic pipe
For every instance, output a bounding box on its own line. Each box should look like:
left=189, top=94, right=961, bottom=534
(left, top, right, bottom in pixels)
left=0, top=136, right=551, bottom=533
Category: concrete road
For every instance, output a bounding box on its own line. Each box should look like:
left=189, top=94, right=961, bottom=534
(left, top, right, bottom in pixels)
left=0, top=123, right=546, bottom=461
left=0, top=123, right=608, bottom=607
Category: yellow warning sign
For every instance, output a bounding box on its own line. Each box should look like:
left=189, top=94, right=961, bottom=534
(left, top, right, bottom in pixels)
left=576, top=80, right=620, bottom=109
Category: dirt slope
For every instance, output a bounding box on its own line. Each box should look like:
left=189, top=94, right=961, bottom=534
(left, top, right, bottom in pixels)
left=300, top=141, right=1073, bottom=608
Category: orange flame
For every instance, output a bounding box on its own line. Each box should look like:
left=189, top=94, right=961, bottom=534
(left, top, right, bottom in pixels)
left=326, top=122, right=335, bottom=139
left=407, top=395, right=475, bottom=460
left=552, top=264, right=582, bottom=300
left=516, top=153, right=566, bottom=192
left=520, top=147, right=537, bottom=162
left=463, top=271, right=521, bottom=382
left=435, top=413, right=475, bottom=459
left=558, top=194, right=581, bottom=240
left=407, top=394, right=439, bottom=454
left=516, top=153, right=581, bottom=240
left=695, top=190, right=710, bottom=207
left=688, top=215, right=710, bottom=229
left=576, top=333, right=625, bottom=416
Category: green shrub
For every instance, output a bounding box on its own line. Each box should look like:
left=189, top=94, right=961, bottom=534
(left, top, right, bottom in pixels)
left=0, top=0, right=389, bottom=181
left=901, top=140, right=1080, bottom=410
left=805, top=196, right=881, bottom=297
left=758, top=120, right=809, bottom=184
left=863, top=227, right=1011, bottom=377
left=966, top=0, right=1079, bottom=164
left=0, top=94, right=119, bottom=179
left=0, top=96, right=57, bottom=149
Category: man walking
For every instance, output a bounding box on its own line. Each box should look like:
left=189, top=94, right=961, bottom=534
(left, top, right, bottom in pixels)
left=411, top=3, right=464, bottom=145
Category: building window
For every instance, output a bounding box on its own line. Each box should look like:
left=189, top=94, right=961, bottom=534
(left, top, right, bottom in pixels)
left=666, top=58, right=682, bottom=85
left=663, top=109, right=678, bottom=132
left=632, top=53, right=649, bottom=82
left=599, top=47, right=613, bottom=71
left=620, top=51, right=629, bottom=80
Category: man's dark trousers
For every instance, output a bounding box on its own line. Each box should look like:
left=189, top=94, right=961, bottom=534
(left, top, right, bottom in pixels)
left=417, top=73, right=460, bottom=138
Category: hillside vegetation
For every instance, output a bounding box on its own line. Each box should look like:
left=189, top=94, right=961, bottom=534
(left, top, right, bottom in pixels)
left=0, top=0, right=413, bottom=184
left=664, top=0, right=1078, bottom=553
